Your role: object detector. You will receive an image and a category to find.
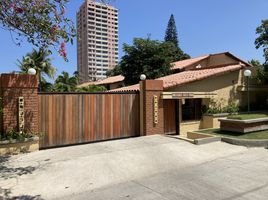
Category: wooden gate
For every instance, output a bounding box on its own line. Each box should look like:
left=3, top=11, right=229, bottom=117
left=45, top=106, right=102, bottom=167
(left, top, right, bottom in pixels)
left=39, top=92, right=140, bottom=148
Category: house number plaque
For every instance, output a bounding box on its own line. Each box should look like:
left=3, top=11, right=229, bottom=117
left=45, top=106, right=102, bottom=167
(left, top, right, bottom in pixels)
left=18, top=97, right=25, bottom=134
left=153, top=95, right=158, bottom=124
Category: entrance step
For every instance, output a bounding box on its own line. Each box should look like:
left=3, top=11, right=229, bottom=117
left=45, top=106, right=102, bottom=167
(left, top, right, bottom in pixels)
left=166, top=135, right=221, bottom=145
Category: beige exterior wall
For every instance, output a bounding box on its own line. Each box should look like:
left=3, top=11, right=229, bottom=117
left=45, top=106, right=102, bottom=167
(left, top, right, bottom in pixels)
left=167, top=70, right=244, bottom=108
left=180, top=121, right=201, bottom=137
left=183, top=53, right=240, bottom=71
left=180, top=116, right=228, bottom=137
left=202, top=115, right=229, bottom=129
left=165, top=69, right=248, bottom=136
left=208, top=53, right=239, bottom=68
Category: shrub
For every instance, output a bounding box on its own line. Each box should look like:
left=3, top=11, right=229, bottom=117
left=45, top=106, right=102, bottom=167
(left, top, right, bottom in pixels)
left=225, top=101, right=239, bottom=114
left=205, top=99, right=239, bottom=114
left=0, top=129, right=34, bottom=141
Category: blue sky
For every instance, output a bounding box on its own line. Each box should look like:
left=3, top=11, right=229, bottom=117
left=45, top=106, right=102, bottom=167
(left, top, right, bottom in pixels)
left=0, top=0, right=267, bottom=79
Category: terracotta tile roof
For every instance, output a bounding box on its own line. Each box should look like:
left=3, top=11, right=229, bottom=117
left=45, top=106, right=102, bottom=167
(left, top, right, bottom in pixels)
left=111, top=83, right=139, bottom=92
left=171, top=52, right=252, bottom=71
left=112, top=64, right=243, bottom=92
left=171, top=55, right=209, bottom=70
left=158, top=64, right=242, bottom=89
left=78, top=75, right=124, bottom=88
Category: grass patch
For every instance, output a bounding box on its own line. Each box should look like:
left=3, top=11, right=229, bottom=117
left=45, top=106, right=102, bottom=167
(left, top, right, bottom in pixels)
left=198, top=129, right=268, bottom=139
left=227, top=113, right=268, bottom=120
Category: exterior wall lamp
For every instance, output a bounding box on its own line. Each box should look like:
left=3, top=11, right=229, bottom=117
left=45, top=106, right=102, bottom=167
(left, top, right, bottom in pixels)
left=140, top=74, right=146, bottom=81
left=27, top=68, right=37, bottom=75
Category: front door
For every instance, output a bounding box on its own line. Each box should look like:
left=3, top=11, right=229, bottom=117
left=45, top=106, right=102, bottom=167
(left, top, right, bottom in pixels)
left=164, top=100, right=180, bottom=135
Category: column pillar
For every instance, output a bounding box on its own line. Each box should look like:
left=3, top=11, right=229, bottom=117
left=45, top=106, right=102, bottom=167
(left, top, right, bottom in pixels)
left=0, top=74, right=39, bottom=135
left=140, top=80, right=164, bottom=136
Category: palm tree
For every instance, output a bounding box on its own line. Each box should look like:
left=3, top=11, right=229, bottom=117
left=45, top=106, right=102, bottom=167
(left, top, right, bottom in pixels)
left=40, top=77, right=55, bottom=92
left=54, top=71, right=78, bottom=92
left=76, top=85, right=107, bottom=92
left=17, top=48, right=57, bottom=83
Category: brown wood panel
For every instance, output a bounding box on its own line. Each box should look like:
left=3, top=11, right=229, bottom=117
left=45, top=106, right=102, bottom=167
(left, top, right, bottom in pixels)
left=164, top=100, right=177, bottom=135
left=39, top=93, right=140, bottom=148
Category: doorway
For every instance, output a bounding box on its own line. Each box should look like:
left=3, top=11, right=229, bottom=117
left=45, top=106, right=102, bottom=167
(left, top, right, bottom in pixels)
left=163, top=100, right=180, bottom=135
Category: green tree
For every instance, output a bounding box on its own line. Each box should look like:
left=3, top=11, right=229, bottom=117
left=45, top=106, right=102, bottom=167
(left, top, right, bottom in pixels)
left=106, top=65, right=122, bottom=77
left=76, top=85, right=107, bottom=92
left=165, top=14, right=179, bottom=48
left=112, top=38, right=181, bottom=85
left=40, top=77, right=55, bottom=92
left=249, top=59, right=268, bottom=84
left=255, top=20, right=268, bottom=70
left=164, top=14, right=190, bottom=61
left=254, top=20, right=268, bottom=84
left=0, top=0, right=75, bottom=59
left=54, top=71, right=78, bottom=92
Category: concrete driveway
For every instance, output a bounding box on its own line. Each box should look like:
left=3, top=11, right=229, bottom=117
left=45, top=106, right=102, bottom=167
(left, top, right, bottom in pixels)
left=1, top=135, right=268, bottom=200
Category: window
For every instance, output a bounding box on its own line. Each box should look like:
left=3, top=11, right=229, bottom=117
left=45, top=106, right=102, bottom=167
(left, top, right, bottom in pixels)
left=181, top=99, right=202, bottom=121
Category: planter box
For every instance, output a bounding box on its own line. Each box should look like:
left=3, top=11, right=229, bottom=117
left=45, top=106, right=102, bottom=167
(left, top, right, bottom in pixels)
left=0, top=137, right=39, bottom=155
left=202, top=113, right=229, bottom=129
left=219, top=118, right=268, bottom=133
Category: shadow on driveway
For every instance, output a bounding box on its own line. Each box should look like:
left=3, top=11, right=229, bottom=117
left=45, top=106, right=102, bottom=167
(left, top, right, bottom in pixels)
left=0, top=155, right=43, bottom=200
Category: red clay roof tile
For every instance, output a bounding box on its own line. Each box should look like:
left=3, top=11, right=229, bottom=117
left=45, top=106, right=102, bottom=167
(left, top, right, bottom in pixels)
left=158, top=64, right=242, bottom=89
left=112, top=64, right=243, bottom=92
left=78, top=75, right=124, bottom=88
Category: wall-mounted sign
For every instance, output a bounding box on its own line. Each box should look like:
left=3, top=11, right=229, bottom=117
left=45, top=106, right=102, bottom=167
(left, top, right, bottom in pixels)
left=161, top=92, right=217, bottom=100
left=18, top=97, right=24, bottom=134
left=153, top=95, right=158, bottom=124
left=172, top=93, right=194, bottom=98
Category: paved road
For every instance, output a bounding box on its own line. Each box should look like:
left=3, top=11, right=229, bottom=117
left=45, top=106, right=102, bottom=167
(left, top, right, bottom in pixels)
left=1, top=135, right=268, bottom=200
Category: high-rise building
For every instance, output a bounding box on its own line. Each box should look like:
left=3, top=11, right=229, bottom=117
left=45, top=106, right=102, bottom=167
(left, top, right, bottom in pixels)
left=77, top=0, right=119, bottom=83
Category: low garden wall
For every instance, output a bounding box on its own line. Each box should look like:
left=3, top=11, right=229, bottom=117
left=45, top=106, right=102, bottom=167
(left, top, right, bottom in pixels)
left=202, top=113, right=229, bottom=129
left=187, top=131, right=221, bottom=145
left=219, top=118, right=268, bottom=133
left=0, top=137, right=39, bottom=155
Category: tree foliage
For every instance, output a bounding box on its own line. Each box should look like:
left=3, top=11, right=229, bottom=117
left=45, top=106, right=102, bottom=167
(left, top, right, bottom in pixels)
left=253, top=20, right=268, bottom=84
left=106, top=64, right=122, bottom=77
left=17, top=50, right=102, bottom=92
left=164, top=14, right=190, bottom=61
left=255, top=20, right=268, bottom=69
left=165, top=14, right=179, bottom=48
left=76, top=85, right=107, bottom=92
left=54, top=71, right=78, bottom=92
left=40, top=78, right=55, bottom=92
left=249, top=59, right=268, bottom=84
left=51, top=71, right=107, bottom=92
left=0, top=0, right=75, bottom=59
left=108, top=38, right=182, bottom=85
left=17, top=48, right=57, bottom=80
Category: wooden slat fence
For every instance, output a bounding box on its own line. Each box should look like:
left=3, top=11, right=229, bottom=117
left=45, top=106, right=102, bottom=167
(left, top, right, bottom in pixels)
left=39, top=92, right=140, bottom=148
